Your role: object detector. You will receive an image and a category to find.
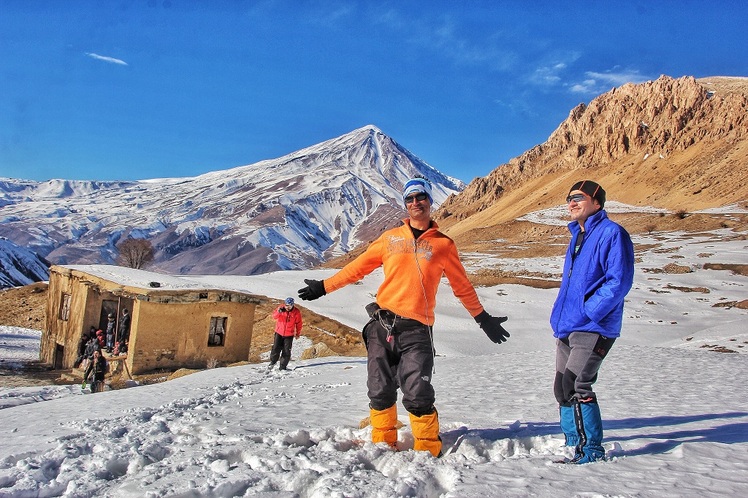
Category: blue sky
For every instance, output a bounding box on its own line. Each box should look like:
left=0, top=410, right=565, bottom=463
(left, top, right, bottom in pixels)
left=1, top=1, right=745, bottom=183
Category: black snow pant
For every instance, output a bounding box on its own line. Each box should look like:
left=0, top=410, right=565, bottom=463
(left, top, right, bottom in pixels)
left=363, top=307, right=435, bottom=416
left=269, top=334, right=294, bottom=369
left=554, top=331, right=615, bottom=406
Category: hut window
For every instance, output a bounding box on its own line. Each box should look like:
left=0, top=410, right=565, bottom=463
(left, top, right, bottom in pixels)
left=59, top=293, right=71, bottom=321
left=208, top=317, right=227, bottom=347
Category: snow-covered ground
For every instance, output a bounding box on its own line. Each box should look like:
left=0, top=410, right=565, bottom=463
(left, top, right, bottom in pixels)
left=1, top=214, right=747, bottom=497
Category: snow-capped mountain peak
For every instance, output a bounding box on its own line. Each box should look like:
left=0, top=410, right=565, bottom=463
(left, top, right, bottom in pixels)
left=0, top=126, right=464, bottom=277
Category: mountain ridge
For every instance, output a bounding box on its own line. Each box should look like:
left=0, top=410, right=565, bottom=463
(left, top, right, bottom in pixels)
left=2, top=76, right=747, bottom=285
left=435, top=75, right=748, bottom=239
left=0, top=125, right=464, bottom=279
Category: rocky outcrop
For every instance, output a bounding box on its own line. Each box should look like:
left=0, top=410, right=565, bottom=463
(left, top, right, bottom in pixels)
left=300, top=342, right=338, bottom=360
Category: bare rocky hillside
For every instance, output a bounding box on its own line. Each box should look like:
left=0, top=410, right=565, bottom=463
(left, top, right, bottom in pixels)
left=436, top=75, right=748, bottom=238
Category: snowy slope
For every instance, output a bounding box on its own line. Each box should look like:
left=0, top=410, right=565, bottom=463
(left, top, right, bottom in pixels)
left=1, top=205, right=747, bottom=496
left=0, top=125, right=464, bottom=276
left=0, top=224, right=748, bottom=498
left=0, top=237, right=49, bottom=288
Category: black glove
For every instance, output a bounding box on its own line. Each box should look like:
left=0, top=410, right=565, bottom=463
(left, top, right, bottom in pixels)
left=474, top=310, right=510, bottom=344
left=277, top=306, right=287, bottom=313
left=298, top=279, right=326, bottom=301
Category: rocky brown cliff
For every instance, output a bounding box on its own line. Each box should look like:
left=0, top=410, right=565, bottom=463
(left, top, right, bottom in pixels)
left=436, top=75, right=748, bottom=232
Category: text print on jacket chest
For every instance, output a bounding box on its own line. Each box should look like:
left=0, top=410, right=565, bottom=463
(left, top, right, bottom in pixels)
left=386, top=235, right=434, bottom=261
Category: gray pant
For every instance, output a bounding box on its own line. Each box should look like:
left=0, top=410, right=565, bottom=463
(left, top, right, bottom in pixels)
left=554, top=332, right=615, bottom=405
left=269, top=334, right=294, bottom=369
left=364, top=311, right=435, bottom=416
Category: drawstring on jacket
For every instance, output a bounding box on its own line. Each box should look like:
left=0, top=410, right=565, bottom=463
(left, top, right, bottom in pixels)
left=412, top=232, right=436, bottom=374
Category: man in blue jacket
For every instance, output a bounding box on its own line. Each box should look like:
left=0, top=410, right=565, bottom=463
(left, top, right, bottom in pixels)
left=551, top=180, right=634, bottom=464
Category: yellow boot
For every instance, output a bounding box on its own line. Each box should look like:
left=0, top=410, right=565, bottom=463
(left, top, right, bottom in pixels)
left=370, top=405, right=398, bottom=449
left=409, top=410, right=442, bottom=457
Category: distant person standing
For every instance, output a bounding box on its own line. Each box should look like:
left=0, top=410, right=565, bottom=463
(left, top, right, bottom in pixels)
left=268, top=297, right=303, bottom=371
left=105, top=313, right=116, bottom=353
left=551, top=180, right=634, bottom=464
left=297, top=177, right=510, bottom=457
left=117, top=308, right=131, bottom=350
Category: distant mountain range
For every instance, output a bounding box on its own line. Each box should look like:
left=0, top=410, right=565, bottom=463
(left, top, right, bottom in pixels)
left=3, top=75, right=746, bottom=289
left=0, top=125, right=464, bottom=282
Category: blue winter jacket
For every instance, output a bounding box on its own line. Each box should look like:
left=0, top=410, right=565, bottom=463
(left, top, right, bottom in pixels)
left=550, top=210, right=634, bottom=339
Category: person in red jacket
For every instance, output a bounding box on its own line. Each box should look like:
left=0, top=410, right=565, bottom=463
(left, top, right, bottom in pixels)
left=298, top=177, right=510, bottom=457
left=269, top=297, right=303, bottom=371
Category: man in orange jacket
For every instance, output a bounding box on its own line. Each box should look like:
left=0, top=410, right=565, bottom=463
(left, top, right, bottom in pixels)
left=298, top=177, right=510, bottom=457
left=269, top=297, right=303, bottom=371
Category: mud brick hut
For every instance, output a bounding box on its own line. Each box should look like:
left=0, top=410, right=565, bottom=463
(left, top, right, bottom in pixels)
left=42, top=265, right=261, bottom=375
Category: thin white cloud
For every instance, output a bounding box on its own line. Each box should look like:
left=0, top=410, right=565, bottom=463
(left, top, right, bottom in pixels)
left=308, top=4, right=354, bottom=27
left=528, top=53, right=581, bottom=87
left=421, top=18, right=518, bottom=71
left=372, top=10, right=518, bottom=72
left=85, top=53, right=128, bottom=66
left=531, top=63, right=565, bottom=85
left=374, top=9, right=406, bottom=30
left=585, top=69, right=650, bottom=86
left=493, top=97, right=539, bottom=118
left=570, top=79, right=598, bottom=94
left=528, top=59, right=653, bottom=96
left=569, top=68, right=652, bottom=94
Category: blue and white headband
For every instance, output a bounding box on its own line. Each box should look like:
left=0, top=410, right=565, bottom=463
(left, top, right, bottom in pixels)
left=402, top=178, right=433, bottom=204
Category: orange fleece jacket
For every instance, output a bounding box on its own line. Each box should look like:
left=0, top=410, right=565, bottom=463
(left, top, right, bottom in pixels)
left=323, top=219, right=484, bottom=325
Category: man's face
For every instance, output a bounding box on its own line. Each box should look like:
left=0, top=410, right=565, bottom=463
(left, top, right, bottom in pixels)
left=404, top=191, right=431, bottom=223
left=567, top=190, right=600, bottom=225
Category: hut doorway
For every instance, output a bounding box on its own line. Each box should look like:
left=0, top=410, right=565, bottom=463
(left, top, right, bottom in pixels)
left=54, top=344, right=64, bottom=369
left=99, top=300, right=119, bottom=331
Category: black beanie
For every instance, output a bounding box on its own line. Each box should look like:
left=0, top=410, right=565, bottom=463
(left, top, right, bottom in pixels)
left=569, top=180, right=606, bottom=208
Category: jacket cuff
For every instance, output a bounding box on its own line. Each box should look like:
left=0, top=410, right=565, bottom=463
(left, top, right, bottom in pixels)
left=474, top=310, right=490, bottom=324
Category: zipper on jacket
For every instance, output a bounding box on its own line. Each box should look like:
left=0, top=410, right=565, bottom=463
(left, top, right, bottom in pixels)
left=568, top=230, right=586, bottom=279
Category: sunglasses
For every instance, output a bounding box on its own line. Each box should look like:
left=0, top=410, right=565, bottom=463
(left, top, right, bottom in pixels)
left=566, top=193, right=588, bottom=204
left=404, top=192, right=429, bottom=204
